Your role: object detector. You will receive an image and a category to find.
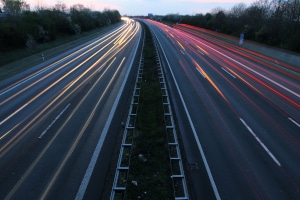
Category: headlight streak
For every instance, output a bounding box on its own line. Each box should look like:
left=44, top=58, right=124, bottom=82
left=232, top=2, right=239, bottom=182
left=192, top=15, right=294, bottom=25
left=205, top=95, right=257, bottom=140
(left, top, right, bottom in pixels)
left=38, top=57, right=126, bottom=200
left=114, top=24, right=133, bottom=46
left=0, top=55, right=114, bottom=156
left=0, top=23, right=128, bottom=96
left=0, top=23, right=139, bottom=143
left=0, top=103, right=28, bottom=127
left=1, top=26, right=139, bottom=200
left=0, top=24, right=128, bottom=107
left=0, top=23, right=137, bottom=135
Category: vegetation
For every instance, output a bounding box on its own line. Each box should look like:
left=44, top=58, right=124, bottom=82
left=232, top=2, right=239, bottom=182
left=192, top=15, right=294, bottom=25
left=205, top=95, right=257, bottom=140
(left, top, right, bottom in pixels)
left=162, top=0, right=300, bottom=53
left=0, top=0, right=121, bottom=54
left=126, top=23, right=173, bottom=199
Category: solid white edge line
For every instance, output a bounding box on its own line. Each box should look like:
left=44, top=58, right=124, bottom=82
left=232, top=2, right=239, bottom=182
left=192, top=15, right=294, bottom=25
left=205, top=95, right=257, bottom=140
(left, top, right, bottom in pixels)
left=240, top=118, right=281, bottom=167
left=75, top=22, right=141, bottom=200
left=151, top=25, right=221, bottom=200
left=288, top=117, right=300, bottom=128
left=38, top=103, right=71, bottom=139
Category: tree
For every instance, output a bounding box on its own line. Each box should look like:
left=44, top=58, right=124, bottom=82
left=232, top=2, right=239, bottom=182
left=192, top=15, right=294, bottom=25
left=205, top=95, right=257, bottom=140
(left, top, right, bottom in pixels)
left=214, top=10, right=227, bottom=32
left=54, top=1, right=67, bottom=12
left=230, top=3, right=247, bottom=18
left=2, top=0, right=29, bottom=15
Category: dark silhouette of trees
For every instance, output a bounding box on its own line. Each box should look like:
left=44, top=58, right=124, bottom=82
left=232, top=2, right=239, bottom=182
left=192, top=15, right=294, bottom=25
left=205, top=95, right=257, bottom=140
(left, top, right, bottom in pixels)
left=0, top=0, right=121, bottom=51
left=163, top=0, right=300, bottom=53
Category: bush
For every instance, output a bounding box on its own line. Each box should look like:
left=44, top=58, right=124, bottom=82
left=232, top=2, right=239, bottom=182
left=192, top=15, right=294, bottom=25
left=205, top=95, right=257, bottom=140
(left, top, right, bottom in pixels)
left=0, top=7, right=121, bottom=53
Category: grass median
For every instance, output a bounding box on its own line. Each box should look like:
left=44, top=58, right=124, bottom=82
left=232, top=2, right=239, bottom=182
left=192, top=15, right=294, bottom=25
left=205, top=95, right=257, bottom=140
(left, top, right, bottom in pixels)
left=125, top=22, right=173, bottom=199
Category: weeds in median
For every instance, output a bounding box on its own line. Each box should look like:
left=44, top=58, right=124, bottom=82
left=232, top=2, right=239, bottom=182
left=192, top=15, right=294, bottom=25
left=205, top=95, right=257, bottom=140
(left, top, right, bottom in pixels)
left=125, top=22, right=173, bottom=199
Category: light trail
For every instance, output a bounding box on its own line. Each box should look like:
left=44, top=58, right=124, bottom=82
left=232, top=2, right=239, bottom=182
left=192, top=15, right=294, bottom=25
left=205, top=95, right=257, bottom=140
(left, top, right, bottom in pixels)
left=3, top=21, right=140, bottom=199
left=193, top=60, right=228, bottom=102
left=0, top=103, right=28, bottom=127
left=0, top=23, right=128, bottom=96
left=176, top=24, right=300, bottom=78
left=0, top=22, right=128, bottom=105
left=0, top=22, right=139, bottom=146
left=183, top=31, right=300, bottom=110
left=39, top=57, right=126, bottom=200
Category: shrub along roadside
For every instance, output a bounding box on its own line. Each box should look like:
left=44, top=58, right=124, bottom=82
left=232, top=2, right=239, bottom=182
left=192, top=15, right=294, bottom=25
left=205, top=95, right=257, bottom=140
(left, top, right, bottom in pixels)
left=0, top=3, right=121, bottom=71
left=0, top=22, right=121, bottom=81
left=0, top=6, right=121, bottom=52
left=125, top=22, right=173, bottom=199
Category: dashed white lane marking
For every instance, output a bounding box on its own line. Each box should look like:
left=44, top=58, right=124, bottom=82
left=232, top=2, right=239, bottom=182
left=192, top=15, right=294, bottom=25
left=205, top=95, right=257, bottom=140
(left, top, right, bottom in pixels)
left=196, top=67, right=206, bottom=79
left=222, top=67, right=236, bottom=78
left=75, top=27, right=141, bottom=199
left=288, top=117, right=300, bottom=128
left=240, top=118, right=281, bottom=167
left=197, top=49, right=204, bottom=55
left=154, top=31, right=221, bottom=200
left=38, top=103, right=71, bottom=139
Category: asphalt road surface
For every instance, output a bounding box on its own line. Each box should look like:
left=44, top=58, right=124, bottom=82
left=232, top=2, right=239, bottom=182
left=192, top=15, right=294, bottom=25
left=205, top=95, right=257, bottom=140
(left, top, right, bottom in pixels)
left=1, top=18, right=299, bottom=200
left=143, top=19, right=299, bottom=200
left=0, top=19, right=142, bottom=200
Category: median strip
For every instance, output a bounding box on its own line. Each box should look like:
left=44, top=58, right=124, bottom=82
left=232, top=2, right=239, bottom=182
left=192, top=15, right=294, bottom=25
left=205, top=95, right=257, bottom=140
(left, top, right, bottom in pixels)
left=110, top=21, right=189, bottom=199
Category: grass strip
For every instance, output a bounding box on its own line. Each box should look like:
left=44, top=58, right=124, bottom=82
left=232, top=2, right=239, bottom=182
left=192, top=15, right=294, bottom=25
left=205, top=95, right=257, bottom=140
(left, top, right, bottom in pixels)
left=125, top=23, right=173, bottom=199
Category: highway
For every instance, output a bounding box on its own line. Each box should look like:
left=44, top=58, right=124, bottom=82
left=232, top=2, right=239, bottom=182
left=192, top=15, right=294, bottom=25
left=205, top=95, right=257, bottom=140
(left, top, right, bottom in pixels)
left=0, top=18, right=141, bottom=199
left=1, top=17, right=299, bottom=200
left=143, top=19, right=300, bottom=199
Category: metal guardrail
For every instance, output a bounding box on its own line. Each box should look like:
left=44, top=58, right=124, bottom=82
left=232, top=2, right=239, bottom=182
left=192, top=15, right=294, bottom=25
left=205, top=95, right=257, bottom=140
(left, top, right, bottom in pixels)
left=110, top=34, right=145, bottom=200
left=154, top=39, right=189, bottom=199
left=110, top=26, right=189, bottom=200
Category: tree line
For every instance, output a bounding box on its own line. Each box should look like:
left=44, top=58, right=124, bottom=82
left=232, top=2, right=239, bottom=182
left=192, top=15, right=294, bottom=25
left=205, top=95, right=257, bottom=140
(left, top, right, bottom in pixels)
left=0, top=0, right=121, bottom=51
left=162, top=0, right=300, bottom=53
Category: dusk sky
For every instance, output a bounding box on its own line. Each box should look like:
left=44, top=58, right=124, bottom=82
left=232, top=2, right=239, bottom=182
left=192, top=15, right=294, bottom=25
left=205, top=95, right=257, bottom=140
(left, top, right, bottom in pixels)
left=25, top=0, right=255, bottom=16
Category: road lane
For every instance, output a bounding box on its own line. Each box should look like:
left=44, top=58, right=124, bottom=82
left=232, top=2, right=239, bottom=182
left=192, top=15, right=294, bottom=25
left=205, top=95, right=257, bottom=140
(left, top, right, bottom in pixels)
left=0, top=18, right=142, bottom=199
left=145, top=19, right=299, bottom=199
